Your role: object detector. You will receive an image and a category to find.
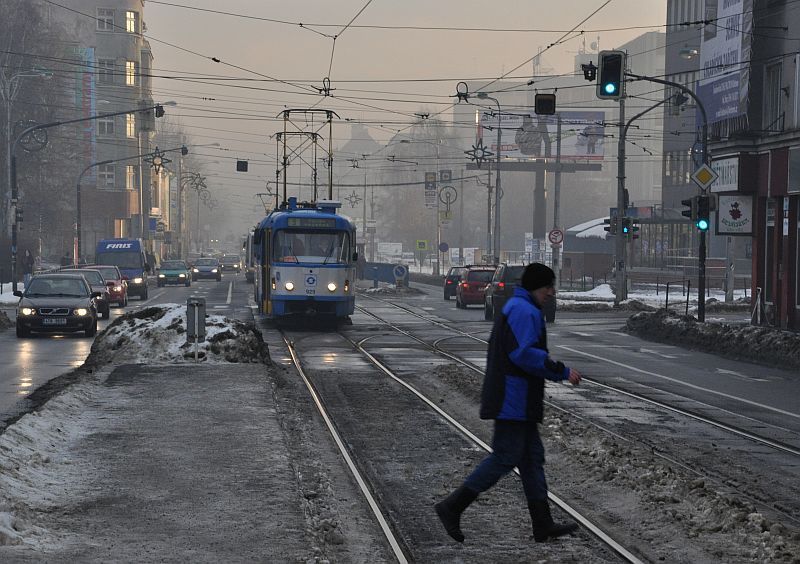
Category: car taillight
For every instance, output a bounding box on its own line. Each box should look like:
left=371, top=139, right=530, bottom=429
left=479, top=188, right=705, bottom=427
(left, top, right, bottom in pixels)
left=462, top=282, right=469, bottom=288
left=498, top=282, right=505, bottom=289
left=446, top=280, right=452, bottom=285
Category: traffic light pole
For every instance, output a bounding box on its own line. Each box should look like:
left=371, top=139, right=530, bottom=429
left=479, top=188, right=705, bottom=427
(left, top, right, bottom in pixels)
left=614, top=98, right=626, bottom=305
left=628, top=73, right=710, bottom=321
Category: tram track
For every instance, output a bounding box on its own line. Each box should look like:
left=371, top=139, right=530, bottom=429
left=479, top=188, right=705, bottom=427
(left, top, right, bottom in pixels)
left=352, top=295, right=800, bottom=528
left=278, top=325, right=639, bottom=563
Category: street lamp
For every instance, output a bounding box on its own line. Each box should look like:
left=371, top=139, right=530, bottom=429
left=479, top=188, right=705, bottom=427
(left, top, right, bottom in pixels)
left=8, top=101, right=175, bottom=290
left=75, top=144, right=188, bottom=262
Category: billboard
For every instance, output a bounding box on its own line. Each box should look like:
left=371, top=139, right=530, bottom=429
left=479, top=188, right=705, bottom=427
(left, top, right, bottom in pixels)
left=478, top=111, right=605, bottom=160
left=697, top=0, right=753, bottom=127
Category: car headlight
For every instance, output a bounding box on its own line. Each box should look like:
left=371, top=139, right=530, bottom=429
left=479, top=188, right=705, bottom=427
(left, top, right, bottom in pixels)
left=74, top=308, right=89, bottom=316
left=133, top=277, right=143, bottom=284
left=284, top=281, right=295, bottom=291
left=193, top=268, right=199, bottom=273
left=178, top=273, right=186, bottom=278
left=111, top=286, right=122, bottom=292
left=327, top=282, right=337, bottom=292
left=20, top=307, right=35, bottom=316
left=211, top=268, right=218, bottom=273
left=158, top=274, right=165, bottom=278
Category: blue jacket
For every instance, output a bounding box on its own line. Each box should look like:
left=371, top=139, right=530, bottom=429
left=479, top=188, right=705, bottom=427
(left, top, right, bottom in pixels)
left=479, top=287, right=569, bottom=422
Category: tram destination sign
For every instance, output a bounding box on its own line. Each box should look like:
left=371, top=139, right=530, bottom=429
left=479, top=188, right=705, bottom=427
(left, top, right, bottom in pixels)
left=287, top=217, right=337, bottom=228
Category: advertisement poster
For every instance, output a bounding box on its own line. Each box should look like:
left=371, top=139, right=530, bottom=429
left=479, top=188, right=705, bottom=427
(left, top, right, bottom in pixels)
left=717, top=194, right=753, bottom=235
left=698, top=0, right=753, bottom=126
left=478, top=111, right=606, bottom=161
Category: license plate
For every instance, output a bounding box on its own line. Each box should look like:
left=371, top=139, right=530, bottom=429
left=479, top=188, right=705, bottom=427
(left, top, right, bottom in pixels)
left=43, top=317, right=67, bottom=326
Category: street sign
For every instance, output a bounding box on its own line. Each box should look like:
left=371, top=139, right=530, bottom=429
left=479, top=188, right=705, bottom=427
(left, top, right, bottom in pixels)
left=415, top=239, right=429, bottom=251
left=548, top=228, right=564, bottom=246
left=691, top=164, right=719, bottom=191
left=438, top=242, right=449, bottom=253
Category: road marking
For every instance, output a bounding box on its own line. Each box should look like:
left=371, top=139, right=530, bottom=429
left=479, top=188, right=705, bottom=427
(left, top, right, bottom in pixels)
left=716, top=367, right=769, bottom=382
left=570, top=331, right=593, bottom=337
left=639, top=347, right=679, bottom=359
left=226, top=281, right=233, bottom=304
left=557, top=345, right=799, bottom=419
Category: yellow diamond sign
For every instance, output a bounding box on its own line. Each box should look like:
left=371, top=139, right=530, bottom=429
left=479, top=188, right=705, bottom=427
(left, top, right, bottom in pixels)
left=691, top=164, right=718, bottom=190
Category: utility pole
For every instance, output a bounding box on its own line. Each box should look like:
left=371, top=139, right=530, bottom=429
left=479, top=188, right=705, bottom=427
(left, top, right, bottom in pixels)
left=552, top=114, right=562, bottom=289
left=615, top=97, right=627, bottom=305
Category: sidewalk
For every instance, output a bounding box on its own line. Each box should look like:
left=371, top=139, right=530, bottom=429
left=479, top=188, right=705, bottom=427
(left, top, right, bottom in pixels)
left=0, top=363, right=383, bottom=562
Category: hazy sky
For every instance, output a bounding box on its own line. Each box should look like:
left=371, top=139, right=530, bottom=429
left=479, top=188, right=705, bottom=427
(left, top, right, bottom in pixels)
left=143, top=0, right=667, bottom=214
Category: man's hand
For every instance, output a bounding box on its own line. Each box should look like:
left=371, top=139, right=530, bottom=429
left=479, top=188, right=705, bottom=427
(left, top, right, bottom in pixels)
left=567, top=368, right=582, bottom=386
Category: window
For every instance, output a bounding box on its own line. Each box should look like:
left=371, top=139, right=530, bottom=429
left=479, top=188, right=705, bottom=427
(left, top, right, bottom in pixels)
left=764, top=63, right=783, bottom=133
left=97, top=8, right=114, bottom=31
left=97, top=58, right=116, bottom=84
left=125, top=61, right=136, bottom=86
left=126, top=113, right=136, bottom=138
left=126, top=165, right=136, bottom=190
left=97, top=116, right=115, bottom=136
left=126, top=11, right=138, bottom=33
left=98, top=165, right=115, bottom=188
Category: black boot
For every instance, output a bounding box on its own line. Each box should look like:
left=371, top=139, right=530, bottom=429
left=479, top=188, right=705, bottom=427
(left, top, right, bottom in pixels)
left=435, top=485, right=478, bottom=542
left=529, top=499, right=578, bottom=542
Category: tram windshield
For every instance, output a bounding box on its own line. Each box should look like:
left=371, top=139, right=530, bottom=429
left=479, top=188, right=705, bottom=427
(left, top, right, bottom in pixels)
left=274, top=230, right=351, bottom=264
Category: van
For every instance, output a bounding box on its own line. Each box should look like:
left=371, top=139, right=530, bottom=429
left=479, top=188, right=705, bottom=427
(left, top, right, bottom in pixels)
left=95, top=239, right=151, bottom=299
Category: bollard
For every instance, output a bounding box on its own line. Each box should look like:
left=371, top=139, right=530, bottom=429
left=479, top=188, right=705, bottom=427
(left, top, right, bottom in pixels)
left=186, top=297, right=206, bottom=362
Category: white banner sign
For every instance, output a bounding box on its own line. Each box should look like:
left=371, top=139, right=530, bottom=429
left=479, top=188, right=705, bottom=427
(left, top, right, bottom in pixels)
left=717, top=194, right=753, bottom=235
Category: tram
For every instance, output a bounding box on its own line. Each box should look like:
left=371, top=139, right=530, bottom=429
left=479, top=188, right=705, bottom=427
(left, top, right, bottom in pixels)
left=252, top=198, right=357, bottom=320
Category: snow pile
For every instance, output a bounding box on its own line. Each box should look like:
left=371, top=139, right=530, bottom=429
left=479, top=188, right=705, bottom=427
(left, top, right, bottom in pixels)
left=87, top=304, right=271, bottom=365
left=0, top=310, right=11, bottom=329
left=0, top=383, right=98, bottom=548
left=626, top=309, right=800, bottom=370
left=362, top=285, right=424, bottom=296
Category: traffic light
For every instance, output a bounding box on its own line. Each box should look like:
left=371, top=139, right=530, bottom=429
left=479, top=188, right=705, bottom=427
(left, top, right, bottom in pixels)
left=696, top=195, right=710, bottom=231
left=596, top=50, right=626, bottom=100
left=534, top=93, right=556, bottom=115
left=620, top=217, right=631, bottom=236
left=603, top=217, right=617, bottom=235
left=155, top=104, right=165, bottom=118
left=681, top=196, right=697, bottom=222
left=629, top=219, right=640, bottom=239
left=15, top=207, right=23, bottom=223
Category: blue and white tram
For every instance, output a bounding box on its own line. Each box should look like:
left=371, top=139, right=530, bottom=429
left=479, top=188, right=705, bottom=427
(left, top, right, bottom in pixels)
left=252, top=198, right=357, bottom=320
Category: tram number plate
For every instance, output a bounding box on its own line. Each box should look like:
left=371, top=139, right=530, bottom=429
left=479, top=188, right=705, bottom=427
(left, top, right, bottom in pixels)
left=305, top=288, right=316, bottom=296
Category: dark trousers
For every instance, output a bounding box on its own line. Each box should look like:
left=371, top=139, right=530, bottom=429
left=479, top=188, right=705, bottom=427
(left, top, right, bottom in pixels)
left=464, top=419, right=547, bottom=502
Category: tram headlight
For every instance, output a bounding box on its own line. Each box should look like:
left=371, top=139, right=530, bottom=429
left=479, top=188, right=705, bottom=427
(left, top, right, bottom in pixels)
left=284, top=281, right=295, bottom=291
left=327, top=282, right=337, bottom=292
left=271, top=278, right=277, bottom=290
left=344, top=279, right=350, bottom=292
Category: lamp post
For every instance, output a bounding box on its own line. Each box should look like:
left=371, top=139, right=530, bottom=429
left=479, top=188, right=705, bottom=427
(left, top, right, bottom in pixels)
left=8, top=101, right=174, bottom=291
left=476, top=92, right=502, bottom=264
left=1, top=67, right=52, bottom=238
left=75, top=144, right=188, bottom=262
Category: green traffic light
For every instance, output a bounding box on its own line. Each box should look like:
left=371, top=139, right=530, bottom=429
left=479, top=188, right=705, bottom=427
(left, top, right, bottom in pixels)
left=604, top=83, right=617, bottom=94
left=696, top=219, right=709, bottom=231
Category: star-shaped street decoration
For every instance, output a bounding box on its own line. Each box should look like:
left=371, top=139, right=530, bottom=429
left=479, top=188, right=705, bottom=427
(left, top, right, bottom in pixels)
left=144, top=146, right=172, bottom=174
left=464, top=138, right=494, bottom=169
left=344, top=190, right=362, bottom=208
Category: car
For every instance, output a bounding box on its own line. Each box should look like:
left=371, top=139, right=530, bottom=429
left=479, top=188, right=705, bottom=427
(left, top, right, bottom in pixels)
left=14, top=273, right=101, bottom=338
left=219, top=254, right=241, bottom=273
left=484, top=264, right=526, bottom=320
left=443, top=266, right=466, bottom=300
left=89, top=265, right=128, bottom=307
left=59, top=268, right=112, bottom=319
left=455, top=266, right=496, bottom=309
left=157, top=260, right=192, bottom=287
left=192, top=257, right=222, bottom=281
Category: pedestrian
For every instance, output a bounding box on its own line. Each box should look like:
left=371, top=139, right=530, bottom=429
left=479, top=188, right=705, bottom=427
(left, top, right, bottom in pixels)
left=435, top=262, right=582, bottom=544
left=22, top=249, right=35, bottom=287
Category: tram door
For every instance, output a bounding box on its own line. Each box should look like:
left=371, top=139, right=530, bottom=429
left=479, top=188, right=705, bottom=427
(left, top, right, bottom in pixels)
left=263, top=229, right=272, bottom=314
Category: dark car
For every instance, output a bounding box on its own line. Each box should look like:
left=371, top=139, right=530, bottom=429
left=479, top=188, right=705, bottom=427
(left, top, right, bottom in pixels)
left=443, top=267, right=466, bottom=300
left=455, top=266, right=496, bottom=308
left=157, top=260, right=192, bottom=287
left=14, top=274, right=100, bottom=338
left=192, top=257, right=222, bottom=281
left=484, top=264, right=526, bottom=320
left=219, top=254, right=241, bottom=273
left=60, top=268, right=111, bottom=319
left=90, top=265, right=128, bottom=307
left=484, top=264, right=557, bottom=323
